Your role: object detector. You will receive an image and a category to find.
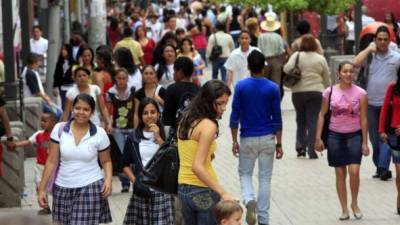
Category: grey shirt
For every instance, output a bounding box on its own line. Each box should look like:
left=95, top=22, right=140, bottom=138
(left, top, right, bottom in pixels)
left=367, top=49, right=400, bottom=106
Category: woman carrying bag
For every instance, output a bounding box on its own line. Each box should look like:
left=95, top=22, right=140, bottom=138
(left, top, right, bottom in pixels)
left=122, top=98, right=174, bottom=225
left=315, top=61, right=369, bottom=220
left=379, top=73, right=400, bottom=215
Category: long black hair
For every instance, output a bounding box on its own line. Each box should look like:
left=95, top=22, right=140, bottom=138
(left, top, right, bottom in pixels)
left=156, top=44, right=176, bottom=81
left=76, top=44, right=95, bottom=67
left=137, top=98, right=166, bottom=140
left=114, top=47, right=138, bottom=74
left=178, top=80, right=231, bottom=140
left=95, top=45, right=115, bottom=76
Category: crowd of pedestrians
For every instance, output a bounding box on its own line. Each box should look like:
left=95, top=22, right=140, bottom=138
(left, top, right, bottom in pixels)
left=1, top=1, right=400, bottom=225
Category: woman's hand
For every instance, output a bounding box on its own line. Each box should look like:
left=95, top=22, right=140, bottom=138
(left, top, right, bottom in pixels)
left=361, top=143, right=370, bottom=156
left=37, top=189, right=49, bottom=208
left=149, top=123, right=160, bottom=138
left=220, top=192, right=240, bottom=202
left=380, top=133, right=388, bottom=143
left=106, top=123, right=113, bottom=134
left=101, top=178, right=112, bottom=198
left=315, top=138, right=325, bottom=152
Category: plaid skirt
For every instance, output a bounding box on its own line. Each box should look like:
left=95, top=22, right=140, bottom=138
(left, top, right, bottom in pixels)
left=52, top=179, right=112, bottom=225
left=123, top=190, right=174, bottom=225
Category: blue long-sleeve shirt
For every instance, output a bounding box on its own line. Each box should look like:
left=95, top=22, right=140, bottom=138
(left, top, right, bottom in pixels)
left=230, top=77, right=282, bottom=137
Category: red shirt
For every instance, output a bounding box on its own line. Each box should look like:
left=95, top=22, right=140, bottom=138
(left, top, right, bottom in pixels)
left=379, top=82, right=400, bottom=133
left=30, top=130, right=51, bottom=165
left=141, top=38, right=155, bottom=65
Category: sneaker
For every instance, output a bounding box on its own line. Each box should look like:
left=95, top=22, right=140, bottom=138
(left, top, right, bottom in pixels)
left=121, top=187, right=129, bottom=193
left=380, top=170, right=392, bottom=181
left=246, top=200, right=257, bottom=225
left=37, top=208, right=51, bottom=215
left=308, top=152, right=318, bottom=159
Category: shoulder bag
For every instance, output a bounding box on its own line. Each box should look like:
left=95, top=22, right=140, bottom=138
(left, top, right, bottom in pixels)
left=209, top=33, right=222, bottom=61
left=321, top=86, right=333, bottom=148
left=283, top=52, right=302, bottom=88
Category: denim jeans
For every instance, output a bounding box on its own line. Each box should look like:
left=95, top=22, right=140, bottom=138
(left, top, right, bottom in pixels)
left=378, top=141, right=392, bottom=170
left=367, top=105, right=383, bottom=170
left=211, top=57, right=227, bottom=82
left=178, top=184, right=220, bottom=225
left=112, top=130, right=130, bottom=188
left=239, top=134, right=275, bottom=225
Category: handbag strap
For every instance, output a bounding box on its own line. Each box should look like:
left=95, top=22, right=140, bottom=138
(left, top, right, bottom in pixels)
left=327, top=85, right=333, bottom=113
left=213, top=33, right=218, bottom=45
left=130, top=135, right=144, bottom=169
left=295, top=52, right=300, bottom=67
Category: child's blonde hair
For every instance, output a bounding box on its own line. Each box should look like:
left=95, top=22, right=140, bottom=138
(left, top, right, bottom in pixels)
left=214, top=200, right=243, bottom=224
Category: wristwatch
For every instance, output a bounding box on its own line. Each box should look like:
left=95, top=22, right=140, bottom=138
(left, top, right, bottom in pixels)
left=276, top=143, right=282, bottom=148
left=7, top=136, right=14, bottom=141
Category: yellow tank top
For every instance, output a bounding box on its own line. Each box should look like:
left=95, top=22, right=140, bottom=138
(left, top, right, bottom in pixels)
left=178, top=139, right=218, bottom=187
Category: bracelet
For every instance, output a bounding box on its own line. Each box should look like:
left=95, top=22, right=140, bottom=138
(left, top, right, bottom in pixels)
left=276, top=143, right=282, bottom=148
left=7, top=137, right=14, bottom=141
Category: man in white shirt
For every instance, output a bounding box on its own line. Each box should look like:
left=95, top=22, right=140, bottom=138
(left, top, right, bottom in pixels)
left=30, top=25, right=48, bottom=57
left=361, top=5, right=375, bottom=28
left=225, top=30, right=261, bottom=89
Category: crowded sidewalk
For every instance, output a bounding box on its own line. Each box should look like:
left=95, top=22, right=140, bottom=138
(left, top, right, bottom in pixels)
left=0, top=87, right=398, bottom=225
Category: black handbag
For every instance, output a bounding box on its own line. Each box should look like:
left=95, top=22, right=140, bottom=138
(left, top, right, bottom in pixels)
left=209, top=34, right=222, bottom=61
left=283, top=52, right=302, bottom=88
left=140, top=138, right=179, bottom=195
left=321, top=86, right=333, bottom=148
left=356, top=55, right=372, bottom=89
left=129, top=135, right=152, bottom=198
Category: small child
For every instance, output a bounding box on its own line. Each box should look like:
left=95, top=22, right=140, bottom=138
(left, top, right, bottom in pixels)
left=214, top=200, right=243, bottom=225
left=14, top=112, right=57, bottom=215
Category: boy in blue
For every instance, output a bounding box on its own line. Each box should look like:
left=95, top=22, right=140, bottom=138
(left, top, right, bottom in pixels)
left=230, top=50, right=283, bottom=225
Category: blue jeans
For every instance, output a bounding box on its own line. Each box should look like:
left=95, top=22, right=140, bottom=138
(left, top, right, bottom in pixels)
left=112, top=130, right=130, bottom=188
left=368, top=105, right=385, bottom=170
left=378, top=141, right=392, bottom=170
left=239, top=134, right=275, bottom=225
left=211, top=57, right=227, bottom=82
left=178, top=184, right=220, bottom=225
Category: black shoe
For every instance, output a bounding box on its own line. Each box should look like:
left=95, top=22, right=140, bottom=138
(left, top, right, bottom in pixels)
left=37, top=207, right=51, bottom=215
left=297, top=149, right=306, bottom=157
left=397, top=207, right=400, bottom=215
left=308, top=152, right=318, bottom=159
left=121, top=187, right=129, bottom=193
left=380, top=170, right=392, bottom=181
left=372, top=172, right=381, bottom=178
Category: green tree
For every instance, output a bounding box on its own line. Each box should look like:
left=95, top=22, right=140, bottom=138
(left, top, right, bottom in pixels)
left=221, top=0, right=355, bottom=15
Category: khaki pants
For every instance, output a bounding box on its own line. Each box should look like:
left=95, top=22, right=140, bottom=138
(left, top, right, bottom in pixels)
left=264, top=54, right=286, bottom=85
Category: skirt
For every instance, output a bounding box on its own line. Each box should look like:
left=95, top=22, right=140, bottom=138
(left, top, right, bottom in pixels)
left=123, top=190, right=174, bottom=225
left=327, top=130, right=362, bottom=167
left=52, top=179, right=112, bottom=225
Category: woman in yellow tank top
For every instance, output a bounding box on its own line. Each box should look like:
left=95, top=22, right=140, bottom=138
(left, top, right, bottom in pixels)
left=177, top=80, right=239, bottom=225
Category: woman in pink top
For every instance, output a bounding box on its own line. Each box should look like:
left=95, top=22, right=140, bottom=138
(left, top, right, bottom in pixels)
left=316, top=61, right=369, bottom=221
left=189, top=19, right=208, bottom=64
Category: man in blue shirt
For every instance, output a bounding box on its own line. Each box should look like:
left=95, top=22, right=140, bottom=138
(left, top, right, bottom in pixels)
left=230, top=50, right=283, bottom=225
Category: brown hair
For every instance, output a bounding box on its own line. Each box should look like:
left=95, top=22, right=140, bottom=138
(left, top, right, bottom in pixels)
left=300, top=34, right=318, bottom=52
left=214, top=200, right=243, bottom=223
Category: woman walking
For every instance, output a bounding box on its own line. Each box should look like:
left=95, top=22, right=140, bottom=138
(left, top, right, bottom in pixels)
left=177, top=80, right=238, bottom=225
left=38, top=93, right=113, bottom=225
left=283, top=34, right=330, bottom=159
left=379, top=72, right=400, bottom=215
left=122, top=98, right=174, bottom=225
left=315, top=62, right=369, bottom=220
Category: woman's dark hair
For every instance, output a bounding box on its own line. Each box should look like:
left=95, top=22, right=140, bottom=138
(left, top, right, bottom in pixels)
left=296, top=20, right=311, bottom=35
left=134, top=25, right=144, bottom=40
left=76, top=45, right=95, bottom=67
left=152, top=32, right=178, bottom=65
left=337, top=61, right=354, bottom=72
left=74, top=66, right=91, bottom=77
left=300, top=34, right=318, bottom=52
left=72, top=93, right=96, bottom=112
left=114, top=47, right=138, bottom=74
left=178, top=80, right=231, bottom=140
left=59, top=43, right=74, bottom=64
left=109, top=17, right=119, bottom=31
left=156, top=44, right=176, bottom=81
left=194, top=18, right=203, bottom=33
left=179, top=37, right=194, bottom=53
left=137, top=98, right=165, bottom=140
left=95, top=45, right=115, bottom=75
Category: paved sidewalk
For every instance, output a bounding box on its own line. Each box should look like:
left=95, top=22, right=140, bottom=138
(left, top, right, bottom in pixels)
left=1, top=89, right=400, bottom=225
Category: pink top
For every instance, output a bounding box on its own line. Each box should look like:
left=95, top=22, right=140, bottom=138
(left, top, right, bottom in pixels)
left=192, top=33, right=208, bottom=50
left=323, top=84, right=367, bottom=133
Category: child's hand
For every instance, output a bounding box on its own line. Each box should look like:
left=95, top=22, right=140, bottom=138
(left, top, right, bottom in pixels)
left=6, top=141, right=16, bottom=151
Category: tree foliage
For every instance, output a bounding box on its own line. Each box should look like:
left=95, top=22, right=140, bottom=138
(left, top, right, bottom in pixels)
left=220, top=0, right=355, bottom=15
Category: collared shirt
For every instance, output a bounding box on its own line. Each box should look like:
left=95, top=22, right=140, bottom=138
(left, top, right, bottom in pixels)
left=114, top=37, right=144, bottom=65
left=224, top=46, right=261, bottom=87
left=50, top=120, right=110, bottom=188
left=367, top=49, right=400, bottom=106
left=257, top=32, right=285, bottom=57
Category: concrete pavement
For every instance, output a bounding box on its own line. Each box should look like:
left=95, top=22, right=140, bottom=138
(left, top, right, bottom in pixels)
left=1, top=87, right=399, bottom=225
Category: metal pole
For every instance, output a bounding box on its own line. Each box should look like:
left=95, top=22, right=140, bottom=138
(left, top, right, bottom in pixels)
left=20, top=0, right=31, bottom=67
left=354, top=0, right=362, bottom=53
left=45, top=1, right=61, bottom=96
left=2, top=0, right=15, bottom=83
left=64, top=0, right=71, bottom=43
left=88, top=0, right=107, bottom=50
left=39, top=0, right=49, bottom=38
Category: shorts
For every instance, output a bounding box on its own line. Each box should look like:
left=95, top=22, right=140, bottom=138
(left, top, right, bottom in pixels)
left=35, top=163, right=45, bottom=188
